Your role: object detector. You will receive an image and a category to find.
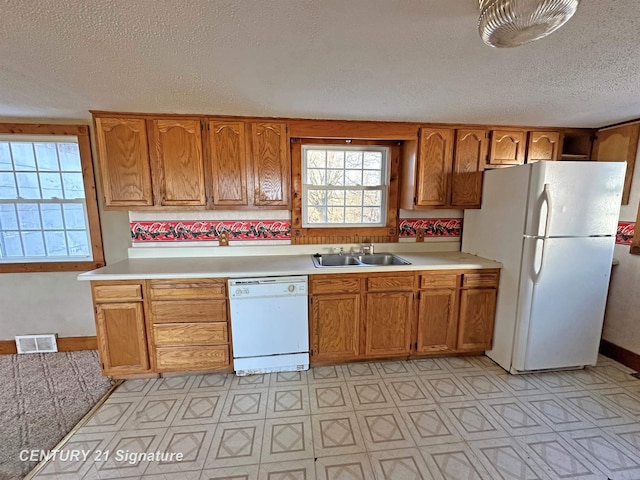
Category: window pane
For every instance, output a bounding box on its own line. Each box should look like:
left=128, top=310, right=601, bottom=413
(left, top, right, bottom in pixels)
left=10, top=143, right=36, bottom=171
left=22, top=231, right=45, bottom=256
left=63, top=203, right=87, bottom=229
left=307, top=169, right=325, bottom=185
left=41, top=204, right=64, bottom=229
left=0, top=204, right=18, bottom=229
left=40, top=172, right=63, bottom=199
left=363, top=190, right=382, bottom=206
left=17, top=204, right=41, bottom=229
left=58, top=144, right=81, bottom=171
left=327, top=151, right=344, bottom=169
left=16, top=172, right=40, bottom=198
left=345, top=170, right=362, bottom=186
left=307, top=189, right=326, bottom=206
left=0, top=173, right=17, bottom=199
left=345, top=151, right=362, bottom=169
left=326, top=170, right=344, bottom=186
left=62, top=173, right=85, bottom=198
left=306, top=150, right=326, bottom=169
left=0, top=143, right=12, bottom=170
left=44, top=231, right=68, bottom=256
left=1, top=231, right=23, bottom=257
left=345, top=207, right=362, bottom=223
left=363, top=170, right=381, bottom=186
left=307, top=207, right=326, bottom=224
left=363, top=152, right=382, bottom=170
left=327, top=190, right=345, bottom=206
left=363, top=207, right=382, bottom=223
left=67, top=230, right=90, bottom=256
left=34, top=143, right=59, bottom=171
left=345, top=190, right=363, bottom=206
left=327, top=207, right=344, bottom=223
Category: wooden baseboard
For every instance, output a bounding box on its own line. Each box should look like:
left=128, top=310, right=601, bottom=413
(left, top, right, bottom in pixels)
left=600, top=339, right=640, bottom=372
left=0, top=336, right=97, bottom=355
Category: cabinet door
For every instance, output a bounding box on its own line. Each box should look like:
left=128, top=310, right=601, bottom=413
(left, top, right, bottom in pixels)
left=415, top=128, right=454, bottom=206
left=94, top=117, right=153, bottom=207
left=208, top=121, right=249, bottom=206
left=527, top=131, right=560, bottom=163
left=251, top=122, right=290, bottom=206
left=451, top=129, right=487, bottom=207
left=416, top=289, right=458, bottom=354
left=488, top=130, right=526, bottom=166
left=150, top=119, right=206, bottom=206
left=311, top=294, right=360, bottom=362
left=457, top=289, right=497, bottom=352
left=364, top=292, right=413, bottom=357
left=593, top=123, right=640, bottom=205
left=95, top=302, right=149, bottom=375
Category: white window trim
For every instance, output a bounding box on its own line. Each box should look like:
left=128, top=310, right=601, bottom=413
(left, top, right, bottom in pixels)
left=301, top=144, right=389, bottom=228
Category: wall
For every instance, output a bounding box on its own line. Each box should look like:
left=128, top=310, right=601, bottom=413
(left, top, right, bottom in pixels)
left=602, top=142, right=640, bottom=354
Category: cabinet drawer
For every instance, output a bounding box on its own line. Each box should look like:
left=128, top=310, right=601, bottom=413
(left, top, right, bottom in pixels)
left=367, top=275, right=414, bottom=291
left=93, top=283, right=142, bottom=302
left=463, top=271, right=499, bottom=288
left=311, top=277, right=360, bottom=295
left=148, top=279, right=226, bottom=300
left=153, top=322, right=228, bottom=346
left=151, top=299, right=227, bottom=323
left=420, top=273, right=460, bottom=289
left=155, top=345, right=229, bottom=371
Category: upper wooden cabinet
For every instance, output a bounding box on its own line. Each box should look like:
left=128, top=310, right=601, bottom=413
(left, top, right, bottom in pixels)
left=251, top=122, right=290, bottom=206
left=94, top=117, right=153, bottom=207
left=415, top=128, right=454, bottom=206
left=488, top=130, right=527, bottom=166
left=527, top=131, right=561, bottom=163
left=208, top=121, right=249, bottom=206
left=451, top=129, right=488, bottom=207
left=149, top=119, right=206, bottom=206
left=593, top=123, right=640, bottom=205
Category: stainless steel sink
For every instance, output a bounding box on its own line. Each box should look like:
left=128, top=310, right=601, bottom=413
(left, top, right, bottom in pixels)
left=312, top=252, right=410, bottom=268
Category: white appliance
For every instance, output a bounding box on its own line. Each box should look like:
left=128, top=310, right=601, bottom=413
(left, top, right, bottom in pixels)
left=462, top=161, right=625, bottom=374
left=228, top=276, right=309, bottom=375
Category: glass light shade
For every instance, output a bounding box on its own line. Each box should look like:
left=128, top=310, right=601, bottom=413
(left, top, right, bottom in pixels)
left=479, top=0, right=580, bottom=48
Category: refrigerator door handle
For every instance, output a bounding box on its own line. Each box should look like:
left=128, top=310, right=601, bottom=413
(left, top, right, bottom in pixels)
left=541, top=183, right=552, bottom=239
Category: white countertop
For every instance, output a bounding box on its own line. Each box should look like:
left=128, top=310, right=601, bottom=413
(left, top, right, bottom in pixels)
left=78, top=251, right=502, bottom=281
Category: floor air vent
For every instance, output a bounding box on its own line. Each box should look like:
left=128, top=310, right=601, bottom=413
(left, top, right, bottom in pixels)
left=15, top=334, right=58, bottom=354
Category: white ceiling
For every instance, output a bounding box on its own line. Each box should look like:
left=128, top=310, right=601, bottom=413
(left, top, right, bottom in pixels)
left=1, top=0, right=639, bottom=128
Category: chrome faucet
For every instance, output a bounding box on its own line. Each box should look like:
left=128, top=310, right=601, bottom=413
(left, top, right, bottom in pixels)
left=362, top=244, right=374, bottom=255
left=332, top=246, right=344, bottom=256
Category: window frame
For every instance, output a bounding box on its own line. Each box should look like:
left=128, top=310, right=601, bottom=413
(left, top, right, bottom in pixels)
left=0, top=123, right=105, bottom=273
left=291, top=138, right=400, bottom=241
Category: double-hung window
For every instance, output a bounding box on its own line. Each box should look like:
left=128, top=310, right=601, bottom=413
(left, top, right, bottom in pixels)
left=0, top=125, right=104, bottom=272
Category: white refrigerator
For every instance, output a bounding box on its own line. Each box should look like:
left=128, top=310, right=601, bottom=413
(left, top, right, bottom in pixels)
left=462, top=161, right=625, bottom=374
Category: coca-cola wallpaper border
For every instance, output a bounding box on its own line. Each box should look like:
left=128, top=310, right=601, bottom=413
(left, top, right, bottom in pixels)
left=131, top=221, right=292, bottom=242
left=617, top=221, right=635, bottom=245
left=398, top=218, right=462, bottom=238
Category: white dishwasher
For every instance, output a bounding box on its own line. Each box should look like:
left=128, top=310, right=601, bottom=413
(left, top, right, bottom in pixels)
left=228, top=276, right=309, bottom=376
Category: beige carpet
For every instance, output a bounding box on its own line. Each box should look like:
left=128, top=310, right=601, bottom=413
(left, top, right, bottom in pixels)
left=0, top=350, right=114, bottom=480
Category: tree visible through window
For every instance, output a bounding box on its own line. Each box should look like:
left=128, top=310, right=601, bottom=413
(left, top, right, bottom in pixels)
left=302, top=145, right=388, bottom=227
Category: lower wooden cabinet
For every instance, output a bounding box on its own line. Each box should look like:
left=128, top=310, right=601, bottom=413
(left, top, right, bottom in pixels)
left=457, top=288, right=497, bottom=351
left=364, top=292, right=413, bottom=356
left=310, top=294, right=360, bottom=362
left=416, top=288, right=459, bottom=354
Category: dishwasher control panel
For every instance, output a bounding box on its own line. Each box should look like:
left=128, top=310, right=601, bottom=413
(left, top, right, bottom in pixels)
left=228, top=276, right=308, bottom=298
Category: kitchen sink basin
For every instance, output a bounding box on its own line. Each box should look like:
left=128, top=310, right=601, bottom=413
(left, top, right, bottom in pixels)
left=312, top=252, right=410, bottom=268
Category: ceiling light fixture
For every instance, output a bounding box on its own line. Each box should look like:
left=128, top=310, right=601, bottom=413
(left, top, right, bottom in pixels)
left=478, top=0, right=581, bottom=48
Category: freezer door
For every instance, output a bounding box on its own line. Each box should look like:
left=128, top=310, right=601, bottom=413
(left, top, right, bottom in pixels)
left=512, top=236, right=615, bottom=372
left=524, top=161, right=625, bottom=237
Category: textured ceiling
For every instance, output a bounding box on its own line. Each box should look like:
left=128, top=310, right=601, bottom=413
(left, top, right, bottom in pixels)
left=0, top=0, right=639, bottom=127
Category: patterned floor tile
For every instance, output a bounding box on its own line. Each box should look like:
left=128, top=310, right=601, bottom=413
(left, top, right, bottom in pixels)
left=564, top=368, right=618, bottom=390
left=515, top=433, right=606, bottom=479
left=120, top=394, right=184, bottom=430
left=172, top=391, right=227, bottom=426
left=368, top=447, right=432, bottom=480
left=589, top=363, right=639, bottom=386
left=308, top=365, right=346, bottom=384
left=144, top=471, right=202, bottom=479
left=599, top=387, right=640, bottom=417
left=219, top=388, right=268, bottom=422
left=419, top=442, right=492, bottom=480
left=342, top=362, right=381, bottom=381
left=267, top=386, right=310, bottom=419
left=480, top=398, right=553, bottom=436
left=420, top=374, right=476, bottom=403
left=144, top=424, right=216, bottom=475
left=530, top=372, right=582, bottom=393
left=556, top=391, right=636, bottom=427
left=441, top=401, right=509, bottom=441
left=258, top=459, right=316, bottom=480
left=314, top=453, right=375, bottom=480
left=468, top=437, right=552, bottom=480
left=398, top=405, right=463, bottom=446
left=460, top=373, right=512, bottom=399
left=519, top=394, right=594, bottom=432
left=493, top=373, right=549, bottom=397
left=206, top=419, right=265, bottom=468
left=261, top=416, right=314, bottom=463
left=148, top=376, right=196, bottom=396
left=231, top=373, right=271, bottom=390
left=109, top=378, right=155, bottom=397
left=347, top=380, right=395, bottom=410
left=375, top=360, right=417, bottom=378
left=607, top=424, right=640, bottom=458
left=355, top=407, right=415, bottom=452
left=81, top=396, right=143, bottom=433
left=190, top=373, right=232, bottom=392
left=436, top=356, right=484, bottom=373
left=200, top=464, right=260, bottom=479
left=384, top=378, right=435, bottom=407
left=270, top=370, right=309, bottom=387
left=471, top=355, right=505, bottom=372
left=311, top=411, right=366, bottom=457
left=309, top=382, right=355, bottom=414
left=410, top=358, right=448, bottom=376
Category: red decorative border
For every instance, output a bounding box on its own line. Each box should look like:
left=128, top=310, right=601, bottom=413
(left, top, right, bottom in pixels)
left=131, top=221, right=291, bottom=242
left=617, top=221, right=635, bottom=245
left=399, top=218, right=462, bottom=237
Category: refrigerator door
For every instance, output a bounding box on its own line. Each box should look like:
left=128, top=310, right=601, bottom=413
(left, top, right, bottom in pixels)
left=524, top=161, right=625, bottom=237
left=512, top=235, right=615, bottom=372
